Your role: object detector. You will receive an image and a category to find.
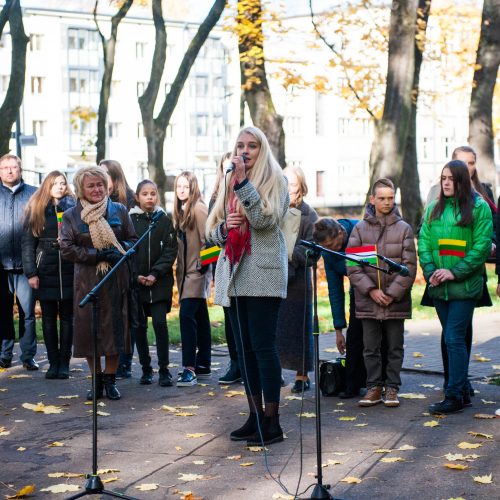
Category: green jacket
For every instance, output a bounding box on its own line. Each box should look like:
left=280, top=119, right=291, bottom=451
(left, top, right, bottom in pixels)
left=418, top=195, right=492, bottom=301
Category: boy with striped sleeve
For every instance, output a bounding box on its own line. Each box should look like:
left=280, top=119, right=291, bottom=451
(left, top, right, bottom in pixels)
left=347, top=179, right=417, bottom=407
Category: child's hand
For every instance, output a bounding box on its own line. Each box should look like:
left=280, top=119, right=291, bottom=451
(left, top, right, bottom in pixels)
left=369, top=289, right=392, bottom=306
left=144, top=274, right=157, bottom=286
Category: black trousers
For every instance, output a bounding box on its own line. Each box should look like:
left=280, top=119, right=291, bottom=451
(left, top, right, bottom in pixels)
left=40, top=299, right=73, bottom=363
left=223, top=306, right=238, bottom=362
left=135, top=301, right=170, bottom=368
left=345, top=296, right=366, bottom=392
left=179, top=298, right=211, bottom=368
left=0, top=266, right=25, bottom=341
left=228, top=296, right=282, bottom=403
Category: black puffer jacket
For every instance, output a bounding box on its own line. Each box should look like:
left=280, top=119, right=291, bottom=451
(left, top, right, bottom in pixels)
left=0, top=180, right=37, bottom=270
left=129, top=206, right=177, bottom=306
left=22, top=196, right=76, bottom=301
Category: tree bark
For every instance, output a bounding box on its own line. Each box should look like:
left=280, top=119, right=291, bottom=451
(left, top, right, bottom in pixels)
left=368, top=0, right=418, bottom=190
left=468, top=0, right=500, bottom=192
left=138, top=0, right=225, bottom=206
left=0, top=0, right=29, bottom=156
left=400, top=0, right=431, bottom=230
left=237, top=0, right=286, bottom=167
left=94, top=0, right=133, bottom=163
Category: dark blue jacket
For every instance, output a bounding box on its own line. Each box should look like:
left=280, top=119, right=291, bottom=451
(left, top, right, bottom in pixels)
left=0, top=180, right=37, bottom=270
left=322, top=218, right=358, bottom=330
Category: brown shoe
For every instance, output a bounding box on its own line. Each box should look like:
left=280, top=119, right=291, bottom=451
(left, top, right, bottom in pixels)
left=358, top=386, right=383, bottom=407
left=384, top=387, right=400, bottom=407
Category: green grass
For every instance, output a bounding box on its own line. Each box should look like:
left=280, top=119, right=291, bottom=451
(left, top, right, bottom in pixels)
left=27, top=265, right=499, bottom=345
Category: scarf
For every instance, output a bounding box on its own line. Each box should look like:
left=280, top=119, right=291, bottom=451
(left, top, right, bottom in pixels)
left=80, top=197, right=126, bottom=274
left=225, top=179, right=251, bottom=264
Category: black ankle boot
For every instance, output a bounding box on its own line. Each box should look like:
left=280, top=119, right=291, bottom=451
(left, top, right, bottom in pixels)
left=140, top=366, right=153, bottom=385
left=57, top=359, right=70, bottom=379
left=86, top=373, right=104, bottom=401
left=247, top=415, right=284, bottom=446
left=103, top=374, right=121, bottom=400
left=45, top=363, right=59, bottom=379
left=429, top=396, right=463, bottom=414
left=230, top=412, right=263, bottom=441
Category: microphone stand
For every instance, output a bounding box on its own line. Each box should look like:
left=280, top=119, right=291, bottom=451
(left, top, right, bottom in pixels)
left=299, top=240, right=393, bottom=500
left=67, top=211, right=162, bottom=500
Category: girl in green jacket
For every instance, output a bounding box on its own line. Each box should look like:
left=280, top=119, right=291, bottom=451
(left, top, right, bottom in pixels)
left=418, top=160, right=492, bottom=414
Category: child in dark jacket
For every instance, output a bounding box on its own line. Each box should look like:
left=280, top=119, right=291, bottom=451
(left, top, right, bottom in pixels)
left=130, top=180, right=178, bottom=386
left=347, top=178, right=416, bottom=408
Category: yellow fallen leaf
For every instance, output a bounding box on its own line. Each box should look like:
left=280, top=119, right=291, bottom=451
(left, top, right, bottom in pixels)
left=175, top=446, right=182, bottom=451
left=9, top=374, right=32, bottom=379
left=413, top=352, right=424, bottom=358
left=340, top=476, right=362, bottom=484
left=444, top=463, right=468, bottom=470
left=48, top=472, right=84, bottom=478
left=332, top=452, right=348, bottom=456
left=40, top=484, right=80, bottom=493
left=424, top=420, right=440, bottom=427
left=102, top=477, right=119, bottom=484
left=97, top=468, right=119, bottom=474
left=47, top=441, right=64, bottom=447
left=22, top=402, right=63, bottom=414
left=247, top=446, right=267, bottom=452
left=0, top=427, right=11, bottom=436
left=398, top=445, right=416, bottom=451
left=420, top=384, right=434, bottom=388
left=135, top=483, right=159, bottom=491
left=207, top=392, right=215, bottom=396
left=467, top=431, right=493, bottom=439
left=226, top=455, right=242, bottom=460
left=399, top=393, right=427, bottom=399
left=176, top=412, right=196, bottom=417
left=491, top=364, right=500, bottom=370
left=322, top=459, right=342, bottom=467
left=178, top=405, right=200, bottom=410
left=473, top=474, right=493, bottom=484
left=160, top=405, right=178, bottom=412
left=480, top=399, right=495, bottom=404
left=96, top=411, right=110, bottom=416
left=185, top=433, right=209, bottom=439
left=224, top=390, right=245, bottom=398
left=192, top=460, right=205, bottom=465
left=5, top=484, right=35, bottom=499
left=0, top=387, right=7, bottom=391
left=381, top=457, right=404, bottom=463
left=374, top=449, right=392, bottom=453
left=355, top=423, right=368, bottom=427
left=338, top=416, right=357, bottom=421
left=447, top=497, right=465, bottom=500
left=178, top=473, right=205, bottom=481
left=457, top=442, right=482, bottom=449
left=297, top=412, right=316, bottom=418
left=17, top=447, right=26, bottom=452
left=414, top=363, right=424, bottom=368
left=57, top=395, right=79, bottom=399
left=285, top=396, right=301, bottom=400
left=272, top=494, right=294, bottom=500
left=239, top=462, right=255, bottom=467
left=473, top=355, right=491, bottom=362
left=323, top=347, right=338, bottom=353
left=474, top=413, right=495, bottom=419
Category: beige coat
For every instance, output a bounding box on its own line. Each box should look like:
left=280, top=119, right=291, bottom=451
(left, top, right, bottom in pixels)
left=176, top=200, right=211, bottom=300
left=347, top=204, right=416, bottom=320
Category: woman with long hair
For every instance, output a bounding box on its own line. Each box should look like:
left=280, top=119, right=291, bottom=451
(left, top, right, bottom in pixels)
left=173, top=171, right=212, bottom=387
left=419, top=160, right=492, bottom=414
left=22, top=171, right=76, bottom=379
left=60, top=166, right=137, bottom=400
left=275, top=165, right=318, bottom=393
left=207, top=126, right=289, bottom=445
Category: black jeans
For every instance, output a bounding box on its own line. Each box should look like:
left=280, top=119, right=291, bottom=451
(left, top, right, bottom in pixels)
left=135, top=301, right=170, bottom=369
left=223, top=306, right=238, bottom=362
left=40, top=299, right=73, bottom=363
left=228, top=297, right=282, bottom=403
left=179, top=298, right=211, bottom=368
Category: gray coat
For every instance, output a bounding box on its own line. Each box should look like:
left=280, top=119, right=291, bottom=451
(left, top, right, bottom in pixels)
left=210, top=178, right=289, bottom=307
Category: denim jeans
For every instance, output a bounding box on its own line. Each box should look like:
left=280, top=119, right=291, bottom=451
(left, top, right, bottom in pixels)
left=434, top=299, right=476, bottom=399
left=1, top=272, right=36, bottom=362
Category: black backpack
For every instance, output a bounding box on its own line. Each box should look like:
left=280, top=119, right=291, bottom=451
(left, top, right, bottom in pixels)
left=319, top=358, right=346, bottom=397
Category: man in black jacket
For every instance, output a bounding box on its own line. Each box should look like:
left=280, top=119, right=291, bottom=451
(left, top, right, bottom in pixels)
left=0, top=154, right=38, bottom=370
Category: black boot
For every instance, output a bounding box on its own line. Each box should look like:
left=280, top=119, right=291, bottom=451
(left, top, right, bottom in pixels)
left=41, top=306, right=59, bottom=380
left=140, top=366, right=154, bottom=385
left=429, top=396, right=464, bottom=414
left=46, top=362, right=59, bottom=379
left=218, top=360, right=242, bottom=384
left=103, top=373, right=121, bottom=400
left=158, top=366, right=173, bottom=387
left=230, top=412, right=264, bottom=441
left=86, top=373, right=104, bottom=401
left=247, top=415, right=284, bottom=446
left=57, top=360, right=70, bottom=379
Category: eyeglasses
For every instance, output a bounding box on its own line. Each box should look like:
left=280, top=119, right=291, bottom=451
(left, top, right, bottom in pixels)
left=0, top=165, right=20, bottom=171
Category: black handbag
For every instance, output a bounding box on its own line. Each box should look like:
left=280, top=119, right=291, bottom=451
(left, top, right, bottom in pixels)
left=319, top=358, right=346, bottom=397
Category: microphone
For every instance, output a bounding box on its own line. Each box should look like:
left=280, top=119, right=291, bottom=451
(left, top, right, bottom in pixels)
left=226, top=153, right=248, bottom=173
left=378, top=255, right=409, bottom=277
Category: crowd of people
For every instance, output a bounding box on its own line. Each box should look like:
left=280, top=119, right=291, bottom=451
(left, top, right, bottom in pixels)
left=0, top=129, right=498, bottom=445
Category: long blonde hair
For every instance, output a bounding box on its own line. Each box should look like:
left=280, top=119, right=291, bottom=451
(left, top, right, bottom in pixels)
left=283, top=165, right=308, bottom=208
left=206, top=126, right=285, bottom=237
left=173, top=171, right=203, bottom=232
left=25, top=170, right=75, bottom=237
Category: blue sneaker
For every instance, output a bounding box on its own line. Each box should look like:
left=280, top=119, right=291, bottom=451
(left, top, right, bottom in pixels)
left=177, top=368, right=197, bottom=387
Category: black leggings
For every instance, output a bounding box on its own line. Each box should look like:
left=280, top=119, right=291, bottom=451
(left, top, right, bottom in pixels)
left=179, top=298, right=211, bottom=368
left=228, top=297, right=282, bottom=403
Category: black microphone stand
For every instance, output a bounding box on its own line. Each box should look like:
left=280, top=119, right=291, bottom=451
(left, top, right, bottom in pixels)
left=67, top=212, right=162, bottom=500
left=300, top=240, right=392, bottom=500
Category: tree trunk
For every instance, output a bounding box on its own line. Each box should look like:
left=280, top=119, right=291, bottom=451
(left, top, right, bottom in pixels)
left=237, top=0, right=286, bottom=167
left=94, top=0, right=133, bottom=163
left=368, top=0, right=418, bottom=191
left=139, top=0, right=225, bottom=206
left=400, top=0, right=431, bottom=230
left=0, top=0, right=29, bottom=156
left=468, top=0, right=500, bottom=192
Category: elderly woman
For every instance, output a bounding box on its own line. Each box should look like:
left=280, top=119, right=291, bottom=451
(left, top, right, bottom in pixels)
left=275, top=165, right=318, bottom=393
left=60, top=166, right=137, bottom=400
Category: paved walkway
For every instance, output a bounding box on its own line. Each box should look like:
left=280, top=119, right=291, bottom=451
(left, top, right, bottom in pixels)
left=0, top=314, right=498, bottom=499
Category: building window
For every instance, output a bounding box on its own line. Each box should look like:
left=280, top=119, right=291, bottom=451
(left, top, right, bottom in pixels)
left=31, top=76, right=44, bottom=94
left=108, top=123, right=121, bottom=139
left=29, top=34, right=43, bottom=51
left=32, top=120, right=46, bottom=137
left=69, top=69, right=99, bottom=94
left=68, top=28, right=98, bottom=51
left=443, top=137, right=450, bottom=158
left=316, top=171, right=325, bottom=197
left=136, top=42, right=146, bottom=59
left=286, top=116, right=301, bottom=136
left=194, top=76, right=209, bottom=98
left=338, top=118, right=350, bottom=135
left=137, top=81, right=146, bottom=97
left=190, top=113, right=208, bottom=136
